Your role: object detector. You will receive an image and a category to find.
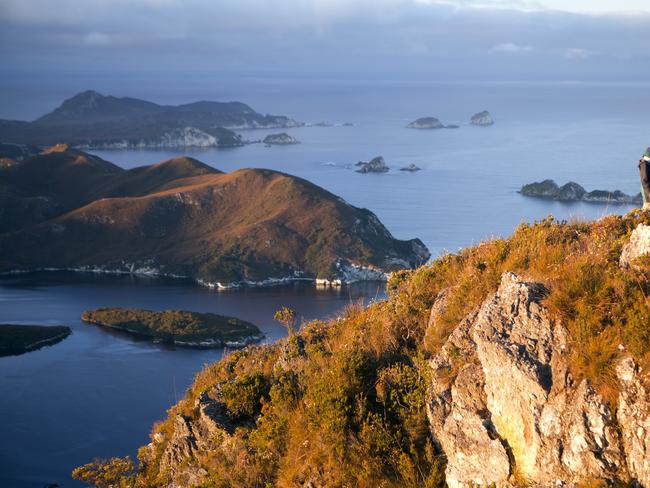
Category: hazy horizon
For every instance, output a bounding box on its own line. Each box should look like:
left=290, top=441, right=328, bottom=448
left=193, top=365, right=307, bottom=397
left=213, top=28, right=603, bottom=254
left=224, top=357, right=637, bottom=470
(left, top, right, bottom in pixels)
left=2, top=0, right=650, bottom=120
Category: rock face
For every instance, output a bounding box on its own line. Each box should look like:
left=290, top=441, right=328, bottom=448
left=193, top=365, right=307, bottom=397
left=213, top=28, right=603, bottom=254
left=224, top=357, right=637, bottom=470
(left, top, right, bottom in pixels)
left=470, top=111, right=494, bottom=126
left=143, top=390, right=235, bottom=487
left=356, top=156, right=390, bottom=173
left=407, top=117, right=444, bottom=129
left=427, top=272, right=632, bottom=486
left=521, top=179, right=642, bottom=204
left=620, top=223, right=650, bottom=269
left=616, top=357, right=650, bottom=485
left=262, top=132, right=300, bottom=145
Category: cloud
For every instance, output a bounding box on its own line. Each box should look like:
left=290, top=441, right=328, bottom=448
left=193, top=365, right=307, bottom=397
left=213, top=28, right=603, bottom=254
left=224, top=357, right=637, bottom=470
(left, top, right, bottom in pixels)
left=1, top=0, right=649, bottom=82
left=82, top=32, right=112, bottom=47
left=563, top=48, right=594, bottom=59
left=490, top=42, right=535, bottom=54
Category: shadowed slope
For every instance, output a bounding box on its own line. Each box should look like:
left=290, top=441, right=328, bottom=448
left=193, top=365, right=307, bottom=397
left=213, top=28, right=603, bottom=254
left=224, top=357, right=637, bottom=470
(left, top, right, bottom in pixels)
left=0, top=147, right=429, bottom=285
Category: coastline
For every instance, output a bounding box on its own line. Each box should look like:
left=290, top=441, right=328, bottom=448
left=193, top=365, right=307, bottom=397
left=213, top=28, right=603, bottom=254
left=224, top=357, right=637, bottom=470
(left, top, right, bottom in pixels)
left=0, top=263, right=392, bottom=290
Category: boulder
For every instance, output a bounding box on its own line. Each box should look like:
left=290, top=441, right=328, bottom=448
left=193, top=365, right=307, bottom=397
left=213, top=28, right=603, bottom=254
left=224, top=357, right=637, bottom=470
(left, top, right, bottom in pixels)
left=620, top=223, right=650, bottom=269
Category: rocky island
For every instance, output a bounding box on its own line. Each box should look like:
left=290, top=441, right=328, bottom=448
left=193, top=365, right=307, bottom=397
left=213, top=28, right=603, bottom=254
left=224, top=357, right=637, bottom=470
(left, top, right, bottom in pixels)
left=521, top=179, right=642, bottom=204
left=263, top=132, right=300, bottom=145
left=355, top=155, right=390, bottom=173
left=0, top=90, right=303, bottom=149
left=470, top=110, right=494, bottom=126
left=0, top=145, right=429, bottom=287
left=406, top=117, right=459, bottom=129
left=0, top=324, right=71, bottom=356
left=400, top=163, right=421, bottom=172
left=81, top=308, right=262, bottom=347
left=406, top=117, right=444, bottom=129
left=76, top=209, right=650, bottom=487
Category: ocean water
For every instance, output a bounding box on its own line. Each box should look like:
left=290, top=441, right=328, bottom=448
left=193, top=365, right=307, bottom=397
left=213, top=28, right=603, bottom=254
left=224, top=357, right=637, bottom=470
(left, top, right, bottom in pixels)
left=0, top=273, right=383, bottom=487
left=89, top=80, right=649, bottom=255
left=1, top=79, right=649, bottom=487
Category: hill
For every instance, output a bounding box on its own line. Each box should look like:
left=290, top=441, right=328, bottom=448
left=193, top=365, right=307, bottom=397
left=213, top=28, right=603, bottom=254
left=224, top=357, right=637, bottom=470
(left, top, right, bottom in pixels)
left=0, top=90, right=303, bottom=148
left=0, top=146, right=429, bottom=286
left=73, top=209, right=650, bottom=487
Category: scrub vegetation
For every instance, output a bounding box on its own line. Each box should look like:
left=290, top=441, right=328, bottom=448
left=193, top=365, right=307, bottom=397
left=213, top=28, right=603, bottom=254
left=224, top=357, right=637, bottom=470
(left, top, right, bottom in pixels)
left=76, top=209, right=650, bottom=487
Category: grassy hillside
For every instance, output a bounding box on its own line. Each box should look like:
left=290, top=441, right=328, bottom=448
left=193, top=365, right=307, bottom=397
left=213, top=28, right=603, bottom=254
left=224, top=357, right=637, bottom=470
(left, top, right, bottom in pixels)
left=76, top=208, right=650, bottom=487
left=0, top=147, right=428, bottom=284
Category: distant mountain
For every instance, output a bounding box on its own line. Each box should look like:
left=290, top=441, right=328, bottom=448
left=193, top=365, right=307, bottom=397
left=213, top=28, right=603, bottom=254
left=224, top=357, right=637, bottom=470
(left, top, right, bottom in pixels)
left=0, top=90, right=303, bottom=149
left=0, top=146, right=429, bottom=287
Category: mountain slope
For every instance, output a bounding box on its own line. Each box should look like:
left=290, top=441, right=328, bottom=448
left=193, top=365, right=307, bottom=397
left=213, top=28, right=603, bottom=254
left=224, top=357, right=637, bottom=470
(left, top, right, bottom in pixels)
left=77, top=209, right=650, bottom=487
left=0, top=147, right=429, bottom=285
left=0, top=90, right=302, bottom=148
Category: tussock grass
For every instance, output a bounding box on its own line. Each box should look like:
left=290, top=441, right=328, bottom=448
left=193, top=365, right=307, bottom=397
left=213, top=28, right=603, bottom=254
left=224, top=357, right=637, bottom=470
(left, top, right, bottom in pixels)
left=95, top=210, right=650, bottom=487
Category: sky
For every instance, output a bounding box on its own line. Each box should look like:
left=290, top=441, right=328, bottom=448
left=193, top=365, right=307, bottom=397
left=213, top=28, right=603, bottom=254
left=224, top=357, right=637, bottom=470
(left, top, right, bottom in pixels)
left=1, top=0, right=650, bottom=116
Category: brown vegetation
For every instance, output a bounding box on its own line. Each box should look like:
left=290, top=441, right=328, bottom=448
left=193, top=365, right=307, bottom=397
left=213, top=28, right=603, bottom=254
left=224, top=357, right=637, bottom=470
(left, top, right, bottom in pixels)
left=74, top=209, right=650, bottom=487
left=0, top=147, right=428, bottom=284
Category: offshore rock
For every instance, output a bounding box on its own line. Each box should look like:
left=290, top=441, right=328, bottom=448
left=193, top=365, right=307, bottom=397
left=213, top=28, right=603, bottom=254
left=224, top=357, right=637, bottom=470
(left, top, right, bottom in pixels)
left=470, top=110, right=494, bottom=126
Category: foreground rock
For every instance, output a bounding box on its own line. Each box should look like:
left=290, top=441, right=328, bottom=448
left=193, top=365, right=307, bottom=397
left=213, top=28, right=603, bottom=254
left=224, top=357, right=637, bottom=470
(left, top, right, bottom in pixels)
left=620, top=223, right=650, bottom=268
left=0, top=324, right=71, bottom=356
left=262, top=132, right=300, bottom=145
left=470, top=110, right=494, bottom=126
left=0, top=146, right=429, bottom=286
left=426, top=271, right=650, bottom=486
left=82, top=308, right=262, bottom=347
left=521, top=179, right=642, bottom=204
left=356, top=155, right=390, bottom=173
left=0, top=90, right=302, bottom=148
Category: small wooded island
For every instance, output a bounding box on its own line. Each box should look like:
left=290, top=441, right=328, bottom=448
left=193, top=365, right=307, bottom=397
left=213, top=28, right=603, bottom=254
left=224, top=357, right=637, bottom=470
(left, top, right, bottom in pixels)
left=81, top=308, right=263, bottom=348
left=0, top=324, right=71, bottom=356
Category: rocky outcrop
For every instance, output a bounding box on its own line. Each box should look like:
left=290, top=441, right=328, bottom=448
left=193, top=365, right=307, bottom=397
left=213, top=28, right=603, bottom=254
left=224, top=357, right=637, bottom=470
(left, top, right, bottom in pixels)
left=620, top=223, right=650, bottom=268
left=470, top=111, right=494, bottom=126
left=521, top=179, right=642, bottom=205
left=400, top=164, right=421, bottom=172
left=616, top=357, right=650, bottom=485
left=407, top=117, right=444, bottom=129
left=356, top=155, right=390, bottom=173
left=144, top=390, right=234, bottom=487
left=427, top=272, right=630, bottom=486
left=263, top=132, right=300, bottom=145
